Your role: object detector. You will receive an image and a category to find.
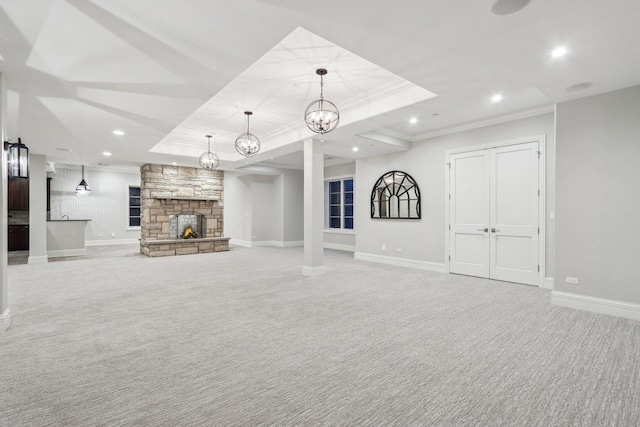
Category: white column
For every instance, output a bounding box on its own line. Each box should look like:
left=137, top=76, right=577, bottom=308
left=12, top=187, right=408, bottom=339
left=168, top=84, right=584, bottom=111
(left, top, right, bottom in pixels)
left=28, top=154, right=48, bottom=264
left=302, top=138, right=325, bottom=276
left=0, top=73, right=11, bottom=333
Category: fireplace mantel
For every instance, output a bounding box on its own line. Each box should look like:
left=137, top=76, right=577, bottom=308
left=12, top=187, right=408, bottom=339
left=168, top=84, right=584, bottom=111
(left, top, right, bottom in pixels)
left=154, top=196, right=220, bottom=203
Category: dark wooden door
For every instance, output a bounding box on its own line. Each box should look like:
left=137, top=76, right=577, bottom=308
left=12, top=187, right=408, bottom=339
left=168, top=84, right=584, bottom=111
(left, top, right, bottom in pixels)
left=8, top=178, right=29, bottom=211
left=8, top=225, right=29, bottom=251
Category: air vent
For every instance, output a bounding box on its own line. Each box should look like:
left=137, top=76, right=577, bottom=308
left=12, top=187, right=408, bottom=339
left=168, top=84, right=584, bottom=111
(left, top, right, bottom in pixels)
left=566, top=82, right=593, bottom=92
left=491, top=0, right=530, bottom=15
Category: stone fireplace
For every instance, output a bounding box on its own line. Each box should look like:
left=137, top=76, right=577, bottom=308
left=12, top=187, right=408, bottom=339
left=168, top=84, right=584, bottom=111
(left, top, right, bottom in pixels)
left=139, top=164, right=230, bottom=257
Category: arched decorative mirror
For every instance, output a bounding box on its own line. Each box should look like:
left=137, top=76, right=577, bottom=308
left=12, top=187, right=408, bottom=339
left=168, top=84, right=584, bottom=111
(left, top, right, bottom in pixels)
left=371, top=171, right=421, bottom=219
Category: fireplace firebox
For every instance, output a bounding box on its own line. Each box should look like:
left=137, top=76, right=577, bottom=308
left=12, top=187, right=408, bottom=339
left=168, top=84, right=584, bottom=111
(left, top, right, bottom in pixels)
left=169, top=212, right=205, bottom=239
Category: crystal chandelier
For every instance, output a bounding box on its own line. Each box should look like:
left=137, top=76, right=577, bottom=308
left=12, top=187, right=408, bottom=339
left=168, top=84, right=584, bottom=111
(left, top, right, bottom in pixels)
left=199, top=135, right=219, bottom=170
left=235, top=111, right=260, bottom=158
left=304, top=68, right=339, bottom=134
left=75, top=165, right=91, bottom=196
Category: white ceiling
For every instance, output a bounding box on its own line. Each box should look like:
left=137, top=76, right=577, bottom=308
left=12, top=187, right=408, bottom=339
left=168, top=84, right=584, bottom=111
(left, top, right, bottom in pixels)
left=1, top=0, right=640, bottom=172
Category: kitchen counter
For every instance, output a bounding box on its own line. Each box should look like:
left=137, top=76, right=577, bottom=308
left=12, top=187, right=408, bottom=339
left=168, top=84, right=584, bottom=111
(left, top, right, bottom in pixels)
left=47, top=220, right=91, bottom=258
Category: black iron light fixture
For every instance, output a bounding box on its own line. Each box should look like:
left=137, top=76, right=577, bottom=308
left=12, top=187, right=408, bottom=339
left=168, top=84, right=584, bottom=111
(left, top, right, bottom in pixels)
left=235, top=111, right=261, bottom=158
left=76, top=165, right=91, bottom=196
left=199, top=134, right=220, bottom=170
left=304, top=68, right=340, bottom=134
left=4, top=137, right=29, bottom=178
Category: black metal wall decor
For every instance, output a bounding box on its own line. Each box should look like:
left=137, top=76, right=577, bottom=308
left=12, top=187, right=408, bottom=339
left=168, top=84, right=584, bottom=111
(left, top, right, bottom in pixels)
left=371, top=171, right=421, bottom=219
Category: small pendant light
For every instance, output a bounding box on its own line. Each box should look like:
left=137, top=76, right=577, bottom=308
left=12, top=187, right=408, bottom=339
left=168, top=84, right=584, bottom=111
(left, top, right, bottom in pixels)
left=76, top=165, right=91, bottom=196
left=304, top=68, right=340, bottom=134
left=199, top=135, right=220, bottom=170
left=235, top=111, right=261, bottom=158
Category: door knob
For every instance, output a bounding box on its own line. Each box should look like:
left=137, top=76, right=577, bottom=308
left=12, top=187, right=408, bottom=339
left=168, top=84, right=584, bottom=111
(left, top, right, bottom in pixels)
left=477, top=228, right=488, bottom=232
left=491, top=228, right=500, bottom=233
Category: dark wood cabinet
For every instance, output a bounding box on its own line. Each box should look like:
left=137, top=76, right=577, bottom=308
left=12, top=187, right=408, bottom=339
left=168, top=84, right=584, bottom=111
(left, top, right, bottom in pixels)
left=8, top=225, right=29, bottom=251
left=8, top=178, right=29, bottom=211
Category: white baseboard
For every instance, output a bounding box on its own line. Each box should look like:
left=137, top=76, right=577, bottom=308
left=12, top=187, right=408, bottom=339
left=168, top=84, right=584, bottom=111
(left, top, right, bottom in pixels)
left=250, top=240, right=277, bottom=247
left=354, top=252, right=445, bottom=273
left=47, top=248, right=87, bottom=258
left=230, top=239, right=304, bottom=248
left=324, top=243, right=356, bottom=252
left=27, top=255, right=49, bottom=265
left=230, top=239, right=252, bottom=247
left=0, top=308, right=11, bottom=334
left=541, top=277, right=554, bottom=290
left=302, top=266, right=326, bottom=277
left=85, top=238, right=140, bottom=247
left=551, top=291, right=640, bottom=321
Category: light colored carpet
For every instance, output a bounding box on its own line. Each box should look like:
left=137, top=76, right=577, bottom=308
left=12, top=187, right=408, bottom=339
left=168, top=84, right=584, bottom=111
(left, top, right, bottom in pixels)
left=1, top=245, right=639, bottom=426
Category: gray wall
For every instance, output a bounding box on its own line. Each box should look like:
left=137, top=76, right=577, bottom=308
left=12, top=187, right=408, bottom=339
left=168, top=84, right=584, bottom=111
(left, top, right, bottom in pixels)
left=224, top=173, right=252, bottom=243
left=555, top=85, right=640, bottom=304
left=28, top=154, right=48, bottom=263
left=282, top=169, right=304, bottom=242
left=224, top=170, right=304, bottom=245
left=0, top=73, right=8, bottom=326
left=49, top=165, right=141, bottom=243
left=355, top=113, right=555, bottom=274
left=251, top=175, right=277, bottom=242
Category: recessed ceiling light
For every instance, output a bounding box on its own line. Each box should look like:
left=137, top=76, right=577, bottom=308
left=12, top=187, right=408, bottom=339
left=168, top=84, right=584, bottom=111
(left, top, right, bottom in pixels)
left=409, top=118, right=418, bottom=124
left=352, top=147, right=359, bottom=152
left=112, top=130, right=125, bottom=136
left=491, top=0, right=530, bottom=16
left=172, top=162, right=177, bottom=166
left=56, top=147, right=73, bottom=152
left=551, top=46, right=568, bottom=58
left=102, top=151, right=112, bottom=156
left=491, top=94, right=503, bottom=102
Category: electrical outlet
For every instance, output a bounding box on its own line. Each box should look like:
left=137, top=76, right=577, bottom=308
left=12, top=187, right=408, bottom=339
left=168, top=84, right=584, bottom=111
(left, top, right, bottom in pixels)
left=566, top=277, right=578, bottom=284
left=382, top=244, right=386, bottom=252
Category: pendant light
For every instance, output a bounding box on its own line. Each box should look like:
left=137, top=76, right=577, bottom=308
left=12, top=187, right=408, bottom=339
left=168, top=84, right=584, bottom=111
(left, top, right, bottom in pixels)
left=235, top=111, right=260, bottom=158
left=76, top=165, right=91, bottom=196
left=304, top=68, right=339, bottom=134
left=199, top=134, right=219, bottom=170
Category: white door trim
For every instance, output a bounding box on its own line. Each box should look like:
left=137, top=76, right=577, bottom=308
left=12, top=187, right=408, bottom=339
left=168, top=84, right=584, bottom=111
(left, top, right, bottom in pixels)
left=444, top=134, right=546, bottom=286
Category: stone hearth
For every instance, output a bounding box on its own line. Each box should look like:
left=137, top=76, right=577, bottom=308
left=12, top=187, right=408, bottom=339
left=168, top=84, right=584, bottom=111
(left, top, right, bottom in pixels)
left=139, top=164, right=230, bottom=257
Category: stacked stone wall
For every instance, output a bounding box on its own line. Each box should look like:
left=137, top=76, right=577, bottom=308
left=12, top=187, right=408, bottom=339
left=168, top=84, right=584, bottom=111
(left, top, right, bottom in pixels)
left=139, top=164, right=229, bottom=256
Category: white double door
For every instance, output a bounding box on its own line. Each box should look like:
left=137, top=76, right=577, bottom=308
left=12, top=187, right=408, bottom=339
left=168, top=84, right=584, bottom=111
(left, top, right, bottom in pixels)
left=449, top=142, right=539, bottom=286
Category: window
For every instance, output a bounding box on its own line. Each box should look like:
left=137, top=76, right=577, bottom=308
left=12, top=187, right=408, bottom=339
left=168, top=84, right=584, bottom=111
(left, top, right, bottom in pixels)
left=325, top=178, right=354, bottom=230
left=128, top=186, right=141, bottom=227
